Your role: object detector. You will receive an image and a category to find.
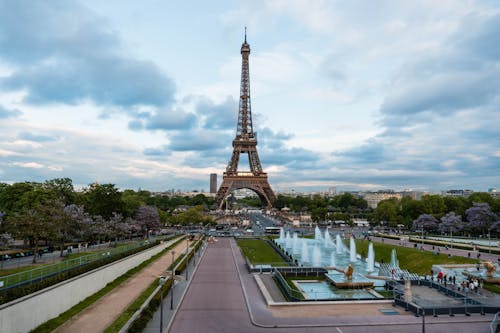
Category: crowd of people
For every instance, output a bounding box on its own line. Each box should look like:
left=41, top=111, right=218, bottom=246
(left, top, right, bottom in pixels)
left=432, top=269, right=484, bottom=294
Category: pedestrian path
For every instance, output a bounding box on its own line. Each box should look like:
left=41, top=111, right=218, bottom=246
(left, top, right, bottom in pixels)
left=372, top=236, right=500, bottom=262
left=54, top=238, right=187, bottom=333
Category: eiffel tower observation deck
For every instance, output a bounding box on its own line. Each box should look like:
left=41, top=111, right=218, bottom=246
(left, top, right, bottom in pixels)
left=215, top=29, right=275, bottom=209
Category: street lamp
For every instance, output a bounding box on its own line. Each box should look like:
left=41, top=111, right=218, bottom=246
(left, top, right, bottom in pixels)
left=170, top=250, right=175, bottom=310
left=488, top=233, right=491, bottom=254
left=159, top=276, right=167, bottom=333
left=450, top=228, right=453, bottom=249
left=421, top=226, right=424, bottom=249
left=185, top=235, right=189, bottom=281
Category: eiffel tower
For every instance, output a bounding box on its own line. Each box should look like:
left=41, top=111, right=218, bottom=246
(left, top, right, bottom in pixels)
left=215, top=30, right=275, bottom=209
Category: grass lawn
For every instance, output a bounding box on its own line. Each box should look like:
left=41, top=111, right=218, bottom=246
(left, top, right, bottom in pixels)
left=355, top=240, right=479, bottom=275
left=236, top=239, right=285, bottom=265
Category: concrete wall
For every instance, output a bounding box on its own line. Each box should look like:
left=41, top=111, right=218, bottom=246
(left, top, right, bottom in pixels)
left=0, top=239, right=176, bottom=333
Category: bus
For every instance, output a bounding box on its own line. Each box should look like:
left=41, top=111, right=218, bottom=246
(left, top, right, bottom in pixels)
left=265, top=226, right=281, bottom=235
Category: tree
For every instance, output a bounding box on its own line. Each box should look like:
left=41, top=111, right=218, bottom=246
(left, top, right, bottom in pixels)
left=134, top=206, right=162, bottom=237
left=170, top=206, right=214, bottom=226
left=373, top=198, right=400, bottom=226
left=42, top=178, right=75, bottom=205
left=401, top=196, right=424, bottom=224
left=465, top=203, right=496, bottom=235
left=82, top=183, right=125, bottom=219
left=311, top=207, right=328, bottom=222
left=468, top=192, right=494, bottom=206
left=438, top=212, right=465, bottom=234
left=443, top=196, right=468, bottom=217
left=420, top=195, right=446, bottom=216
left=412, top=214, right=438, bottom=232
left=0, top=182, right=37, bottom=214
left=122, top=189, right=148, bottom=217
left=6, top=206, right=55, bottom=263
left=489, top=220, right=500, bottom=234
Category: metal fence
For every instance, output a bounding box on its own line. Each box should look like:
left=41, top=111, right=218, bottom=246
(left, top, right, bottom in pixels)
left=388, top=280, right=500, bottom=317
left=0, top=239, right=159, bottom=291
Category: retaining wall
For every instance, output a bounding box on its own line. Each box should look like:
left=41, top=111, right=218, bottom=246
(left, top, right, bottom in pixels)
left=0, top=239, right=175, bottom=333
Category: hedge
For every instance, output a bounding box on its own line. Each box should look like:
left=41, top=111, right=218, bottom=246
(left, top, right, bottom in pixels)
left=125, top=237, right=203, bottom=332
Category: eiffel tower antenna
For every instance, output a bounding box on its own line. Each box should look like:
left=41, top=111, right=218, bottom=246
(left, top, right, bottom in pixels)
left=215, top=32, right=275, bottom=209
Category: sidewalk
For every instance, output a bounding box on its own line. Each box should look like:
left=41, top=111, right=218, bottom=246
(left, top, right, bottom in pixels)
left=54, top=238, right=187, bottom=333
left=372, top=236, right=500, bottom=263
left=142, top=241, right=206, bottom=333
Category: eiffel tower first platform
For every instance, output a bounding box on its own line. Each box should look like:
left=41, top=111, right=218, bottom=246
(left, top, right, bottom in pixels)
left=215, top=31, right=275, bottom=209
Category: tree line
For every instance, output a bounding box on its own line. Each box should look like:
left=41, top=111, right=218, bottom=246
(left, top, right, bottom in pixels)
left=0, top=178, right=215, bottom=261
left=371, top=193, right=500, bottom=236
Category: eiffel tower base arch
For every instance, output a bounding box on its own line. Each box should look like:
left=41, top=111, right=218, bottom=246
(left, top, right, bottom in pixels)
left=215, top=174, right=275, bottom=209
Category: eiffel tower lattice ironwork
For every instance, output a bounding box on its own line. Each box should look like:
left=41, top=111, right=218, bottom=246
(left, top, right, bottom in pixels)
left=215, top=31, right=275, bottom=209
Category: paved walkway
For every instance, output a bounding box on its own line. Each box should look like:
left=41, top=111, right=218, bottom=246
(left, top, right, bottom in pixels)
left=167, top=237, right=495, bottom=333
left=372, top=236, right=500, bottom=262
left=54, top=238, right=187, bottom=333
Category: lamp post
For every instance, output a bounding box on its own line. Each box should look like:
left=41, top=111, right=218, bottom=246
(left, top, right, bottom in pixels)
left=185, top=235, right=189, bottom=281
left=421, top=226, right=424, bottom=248
left=170, top=250, right=175, bottom=310
left=488, top=233, right=491, bottom=254
left=450, top=228, right=453, bottom=249
left=159, top=276, right=166, bottom=333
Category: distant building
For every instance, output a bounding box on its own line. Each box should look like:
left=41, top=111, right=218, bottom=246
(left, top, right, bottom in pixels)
left=328, top=186, right=337, bottom=195
left=488, top=188, right=500, bottom=198
left=362, top=191, right=402, bottom=209
left=210, top=173, right=217, bottom=193
left=441, top=189, right=474, bottom=198
left=401, top=190, right=424, bottom=200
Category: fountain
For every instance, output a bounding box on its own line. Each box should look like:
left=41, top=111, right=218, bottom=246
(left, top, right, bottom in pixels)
left=279, top=227, right=285, bottom=241
left=390, top=249, right=399, bottom=267
left=312, top=245, right=322, bottom=266
left=292, top=232, right=300, bottom=255
left=314, top=226, right=322, bottom=242
left=285, top=231, right=292, bottom=249
left=324, top=229, right=333, bottom=247
left=301, top=241, right=309, bottom=263
left=336, top=234, right=343, bottom=254
left=366, top=242, right=375, bottom=273
left=274, top=227, right=379, bottom=292
left=349, top=237, right=357, bottom=262
left=330, top=252, right=336, bottom=267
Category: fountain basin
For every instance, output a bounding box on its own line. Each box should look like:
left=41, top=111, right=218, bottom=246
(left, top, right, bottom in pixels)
left=325, top=271, right=374, bottom=289
left=295, top=280, right=380, bottom=300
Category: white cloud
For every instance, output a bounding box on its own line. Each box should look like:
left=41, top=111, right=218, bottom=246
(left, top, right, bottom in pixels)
left=11, top=162, right=44, bottom=169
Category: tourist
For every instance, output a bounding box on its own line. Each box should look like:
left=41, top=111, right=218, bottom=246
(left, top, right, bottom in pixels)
left=452, top=276, right=456, bottom=285
left=437, top=271, right=443, bottom=283
left=473, top=279, right=479, bottom=293
left=480, top=279, right=484, bottom=289
left=468, top=252, right=471, bottom=258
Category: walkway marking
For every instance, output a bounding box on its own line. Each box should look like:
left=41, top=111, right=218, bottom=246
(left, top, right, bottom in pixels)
left=335, top=327, right=344, bottom=333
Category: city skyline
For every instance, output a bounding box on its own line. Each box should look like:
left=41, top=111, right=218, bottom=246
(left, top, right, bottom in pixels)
left=1, top=1, right=499, bottom=192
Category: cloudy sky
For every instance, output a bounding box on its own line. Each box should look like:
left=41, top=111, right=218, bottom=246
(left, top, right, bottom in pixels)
left=0, top=0, right=499, bottom=193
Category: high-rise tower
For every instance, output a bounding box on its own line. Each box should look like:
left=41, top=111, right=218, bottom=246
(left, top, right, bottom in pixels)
left=215, top=30, right=275, bottom=209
